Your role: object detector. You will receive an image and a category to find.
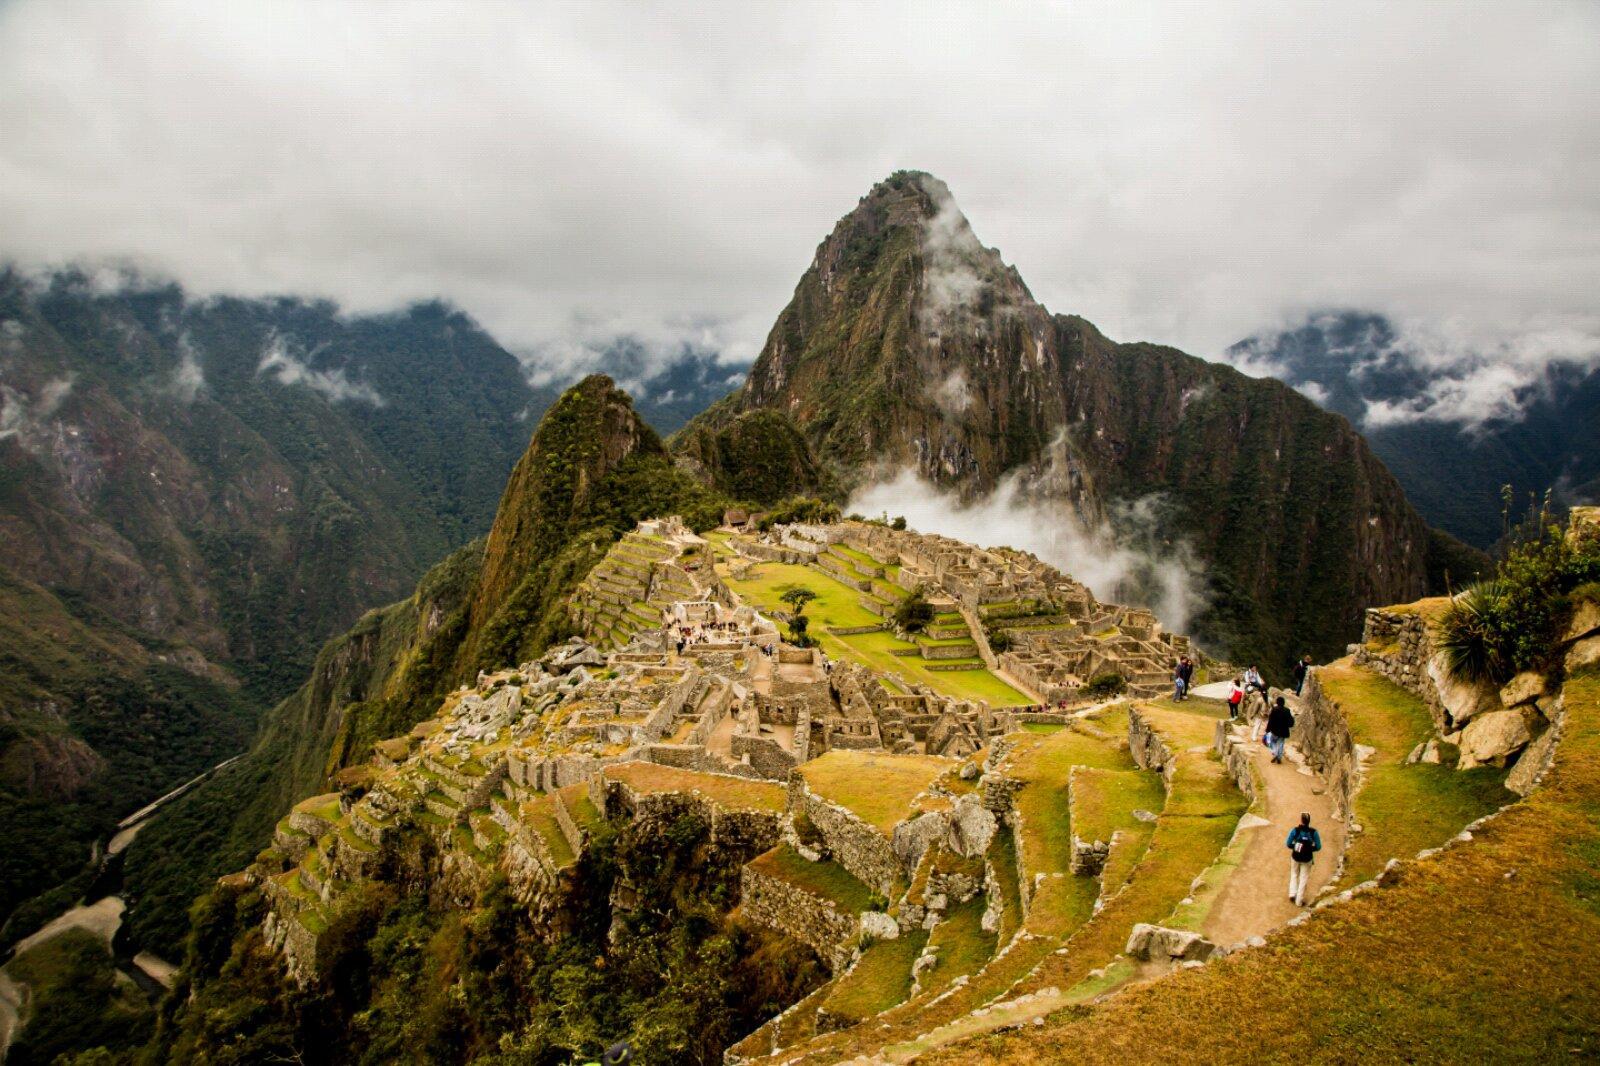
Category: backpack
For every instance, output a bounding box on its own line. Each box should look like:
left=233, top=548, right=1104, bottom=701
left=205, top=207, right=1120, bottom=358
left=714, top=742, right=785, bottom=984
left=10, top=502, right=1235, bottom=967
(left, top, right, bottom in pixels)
left=1290, top=826, right=1317, bottom=862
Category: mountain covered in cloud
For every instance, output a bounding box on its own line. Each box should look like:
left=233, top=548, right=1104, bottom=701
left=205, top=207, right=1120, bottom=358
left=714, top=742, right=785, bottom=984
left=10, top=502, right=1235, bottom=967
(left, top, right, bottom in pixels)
left=0, top=270, right=737, bottom=934
left=678, top=172, right=1484, bottom=668
left=1231, top=311, right=1600, bottom=548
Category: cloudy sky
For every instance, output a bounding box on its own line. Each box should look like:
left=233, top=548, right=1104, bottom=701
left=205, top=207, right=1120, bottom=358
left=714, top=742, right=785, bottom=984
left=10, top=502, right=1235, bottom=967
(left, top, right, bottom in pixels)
left=1, top=1, right=1596, bottom=422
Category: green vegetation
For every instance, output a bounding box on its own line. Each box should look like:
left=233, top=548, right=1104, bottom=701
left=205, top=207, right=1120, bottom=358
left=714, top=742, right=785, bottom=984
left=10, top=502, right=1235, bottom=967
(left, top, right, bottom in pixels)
left=919, top=897, right=997, bottom=994
left=800, top=751, right=950, bottom=835
left=750, top=844, right=876, bottom=914
left=4, top=929, right=153, bottom=1066
left=1437, top=517, right=1600, bottom=683
left=893, top=588, right=935, bottom=634
left=723, top=560, right=1028, bottom=706
left=1083, top=672, right=1128, bottom=699
left=822, top=929, right=929, bottom=1023
left=1318, top=660, right=1513, bottom=886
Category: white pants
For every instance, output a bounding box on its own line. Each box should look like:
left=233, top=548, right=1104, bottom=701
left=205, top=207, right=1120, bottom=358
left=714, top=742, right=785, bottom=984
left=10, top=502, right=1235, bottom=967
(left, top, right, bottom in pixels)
left=1288, top=859, right=1313, bottom=905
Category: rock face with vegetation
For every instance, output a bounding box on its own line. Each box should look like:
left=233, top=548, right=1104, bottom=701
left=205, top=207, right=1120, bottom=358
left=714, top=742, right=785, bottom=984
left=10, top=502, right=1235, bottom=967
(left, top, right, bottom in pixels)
left=120, top=376, right=726, bottom=954
left=678, top=172, right=1483, bottom=668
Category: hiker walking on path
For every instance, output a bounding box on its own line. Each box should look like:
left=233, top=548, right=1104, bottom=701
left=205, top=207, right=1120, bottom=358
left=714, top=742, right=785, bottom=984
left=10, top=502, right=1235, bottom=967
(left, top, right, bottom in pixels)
left=1172, top=660, right=1187, bottom=702
left=1291, top=655, right=1311, bottom=695
left=1227, top=678, right=1244, bottom=719
left=1286, top=812, right=1322, bottom=906
left=1265, top=696, right=1295, bottom=763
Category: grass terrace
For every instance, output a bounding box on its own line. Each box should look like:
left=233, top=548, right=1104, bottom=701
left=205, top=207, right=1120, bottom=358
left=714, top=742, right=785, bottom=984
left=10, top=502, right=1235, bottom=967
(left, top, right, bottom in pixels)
left=1317, top=658, right=1513, bottom=887
left=821, top=929, right=931, bottom=1024
left=924, top=670, right=1600, bottom=1065
left=722, top=559, right=1029, bottom=706
left=800, top=751, right=951, bottom=834
left=919, top=896, right=998, bottom=993
left=603, top=761, right=787, bottom=811
left=748, top=844, right=876, bottom=914
left=1068, top=768, right=1167, bottom=847
left=523, top=795, right=575, bottom=868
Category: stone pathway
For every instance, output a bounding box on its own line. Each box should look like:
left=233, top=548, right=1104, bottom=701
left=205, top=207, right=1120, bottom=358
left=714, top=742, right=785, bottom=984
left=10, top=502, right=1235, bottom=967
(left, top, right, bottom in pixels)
left=1202, top=725, right=1345, bottom=948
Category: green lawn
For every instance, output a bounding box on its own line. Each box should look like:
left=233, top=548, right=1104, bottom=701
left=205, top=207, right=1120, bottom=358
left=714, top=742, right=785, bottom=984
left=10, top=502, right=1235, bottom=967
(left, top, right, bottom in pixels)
left=1068, top=768, right=1167, bottom=846
left=823, top=929, right=930, bottom=1023
left=749, top=844, right=876, bottom=913
left=1008, top=727, right=1140, bottom=884
left=724, top=560, right=1029, bottom=706
left=1318, top=659, right=1513, bottom=887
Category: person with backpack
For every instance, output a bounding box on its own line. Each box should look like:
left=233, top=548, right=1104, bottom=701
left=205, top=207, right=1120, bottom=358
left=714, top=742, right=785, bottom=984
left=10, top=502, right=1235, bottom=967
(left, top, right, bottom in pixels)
left=1291, top=655, right=1311, bottom=695
left=1265, top=696, right=1295, bottom=763
left=1172, top=659, right=1187, bottom=702
left=1227, top=678, right=1244, bottom=720
left=1286, top=812, right=1322, bottom=905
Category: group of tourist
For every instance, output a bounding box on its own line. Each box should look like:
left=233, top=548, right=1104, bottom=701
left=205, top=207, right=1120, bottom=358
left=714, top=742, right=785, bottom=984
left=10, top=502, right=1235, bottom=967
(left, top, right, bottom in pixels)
left=1175, top=653, right=1322, bottom=906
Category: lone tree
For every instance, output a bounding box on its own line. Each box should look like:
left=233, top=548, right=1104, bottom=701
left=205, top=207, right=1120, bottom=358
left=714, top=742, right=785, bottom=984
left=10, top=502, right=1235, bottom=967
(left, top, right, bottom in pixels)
left=893, top=588, right=934, bottom=634
left=779, top=585, right=818, bottom=646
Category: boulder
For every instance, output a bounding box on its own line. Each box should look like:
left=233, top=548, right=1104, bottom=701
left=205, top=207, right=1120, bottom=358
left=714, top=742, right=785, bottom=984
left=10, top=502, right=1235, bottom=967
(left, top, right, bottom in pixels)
left=1458, top=709, right=1532, bottom=770
left=1499, top=671, right=1549, bottom=709
left=1125, top=923, right=1220, bottom=962
left=1505, top=722, right=1560, bottom=796
left=860, top=911, right=899, bottom=941
left=1428, top=652, right=1500, bottom=728
left=1566, top=636, right=1600, bottom=676
left=946, top=793, right=998, bottom=858
left=1564, top=598, right=1600, bottom=643
left=892, top=810, right=948, bottom=869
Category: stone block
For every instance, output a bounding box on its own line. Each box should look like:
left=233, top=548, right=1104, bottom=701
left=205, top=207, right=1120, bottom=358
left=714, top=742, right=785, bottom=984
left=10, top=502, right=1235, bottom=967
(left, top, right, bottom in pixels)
left=1566, top=635, right=1600, bottom=676
left=1458, top=709, right=1532, bottom=770
left=1499, top=671, right=1550, bottom=708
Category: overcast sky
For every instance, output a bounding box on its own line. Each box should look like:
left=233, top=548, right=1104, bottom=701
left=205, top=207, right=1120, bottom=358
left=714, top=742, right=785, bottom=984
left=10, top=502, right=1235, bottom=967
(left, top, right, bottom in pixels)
left=2, top=1, right=1596, bottom=421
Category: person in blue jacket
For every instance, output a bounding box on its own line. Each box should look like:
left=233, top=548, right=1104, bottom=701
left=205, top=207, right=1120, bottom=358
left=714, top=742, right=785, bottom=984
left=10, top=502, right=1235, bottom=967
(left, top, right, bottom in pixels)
left=1286, top=812, right=1322, bottom=906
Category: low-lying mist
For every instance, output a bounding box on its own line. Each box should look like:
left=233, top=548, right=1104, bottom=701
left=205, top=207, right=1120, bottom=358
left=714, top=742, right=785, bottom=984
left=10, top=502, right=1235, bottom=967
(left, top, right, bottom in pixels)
left=848, top=469, right=1208, bottom=637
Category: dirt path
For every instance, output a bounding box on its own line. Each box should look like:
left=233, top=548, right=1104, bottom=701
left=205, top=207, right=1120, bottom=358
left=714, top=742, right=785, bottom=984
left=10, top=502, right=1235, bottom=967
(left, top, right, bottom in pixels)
left=1202, top=729, right=1345, bottom=947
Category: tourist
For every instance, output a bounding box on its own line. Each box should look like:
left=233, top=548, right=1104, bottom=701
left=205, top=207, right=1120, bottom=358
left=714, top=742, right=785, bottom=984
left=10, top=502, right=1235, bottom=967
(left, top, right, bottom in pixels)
left=1227, top=678, right=1244, bottom=720
left=1265, top=696, right=1295, bottom=763
left=1286, top=812, right=1322, bottom=906
left=1177, top=656, right=1195, bottom=700
left=1172, top=661, right=1187, bottom=702
left=1291, top=655, right=1311, bottom=695
left=1244, top=664, right=1266, bottom=697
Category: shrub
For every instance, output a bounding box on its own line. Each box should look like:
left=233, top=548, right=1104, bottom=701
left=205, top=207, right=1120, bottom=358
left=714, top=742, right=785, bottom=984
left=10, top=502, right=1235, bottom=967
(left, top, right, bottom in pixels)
left=1436, top=517, right=1600, bottom=684
left=1083, top=672, right=1128, bottom=699
left=987, top=626, right=1013, bottom=653
left=890, top=515, right=907, bottom=531
left=893, top=589, right=935, bottom=633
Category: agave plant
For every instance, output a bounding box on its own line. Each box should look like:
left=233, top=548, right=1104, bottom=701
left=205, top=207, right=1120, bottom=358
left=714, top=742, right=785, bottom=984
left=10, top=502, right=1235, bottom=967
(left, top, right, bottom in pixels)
left=1436, top=579, right=1512, bottom=684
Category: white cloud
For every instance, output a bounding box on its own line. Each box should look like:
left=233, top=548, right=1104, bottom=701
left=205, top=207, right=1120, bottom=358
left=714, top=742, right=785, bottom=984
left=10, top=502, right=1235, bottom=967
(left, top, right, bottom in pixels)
left=927, top=367, right=972, bottom=416
left=167, top=333, right=205, bottom=402
left=1294, top=381, right=1330, bottom=408
left=848, top=468, right=1207, bottom=637
left=0, top=1, right=1595, bottom=392
left=0, top=374, right=74, bottom=445
left=257, top=334, right=384, bottom=406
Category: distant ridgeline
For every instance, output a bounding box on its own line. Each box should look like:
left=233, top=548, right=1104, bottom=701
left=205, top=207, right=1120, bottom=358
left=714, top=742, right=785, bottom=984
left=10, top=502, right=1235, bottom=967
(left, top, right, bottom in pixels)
left=0, top=271, right=735, bottom=944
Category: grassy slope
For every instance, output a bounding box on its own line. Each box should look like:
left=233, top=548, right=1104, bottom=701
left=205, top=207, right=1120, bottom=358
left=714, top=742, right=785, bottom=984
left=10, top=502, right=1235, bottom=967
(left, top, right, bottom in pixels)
left=604, top=761, right=787, bottom=812
left=1319, top=659, right=1513, bottom=887
left=932, top=671, right=1600, bottom=1064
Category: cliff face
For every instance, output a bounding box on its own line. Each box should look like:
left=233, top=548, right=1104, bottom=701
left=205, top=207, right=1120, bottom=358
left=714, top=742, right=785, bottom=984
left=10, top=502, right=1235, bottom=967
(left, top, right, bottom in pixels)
left=682, top=171, right=1480, bottom=666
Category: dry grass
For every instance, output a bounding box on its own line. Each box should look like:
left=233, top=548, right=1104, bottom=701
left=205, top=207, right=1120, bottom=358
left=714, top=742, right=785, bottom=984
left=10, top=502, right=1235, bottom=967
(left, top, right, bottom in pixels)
left=748, top=844, right=876, bottom=914
left=799, top=751, right=951, bottom=834
left=1068, top=768, right=1166, bottom=846
left=603, top=760, right=787, bottom=812
left=924, top=671, right=1600, bottom=1064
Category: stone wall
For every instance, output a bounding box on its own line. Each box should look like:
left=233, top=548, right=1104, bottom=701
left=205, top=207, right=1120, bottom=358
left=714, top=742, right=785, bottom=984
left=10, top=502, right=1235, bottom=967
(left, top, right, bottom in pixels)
left=740, top=864, right=859, bottom=972
left=792, top=781, right=902, bottom=894
left=1289, top=676, right=1360, bottom=821
left=1126, top=706, right=1175, bottom=776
